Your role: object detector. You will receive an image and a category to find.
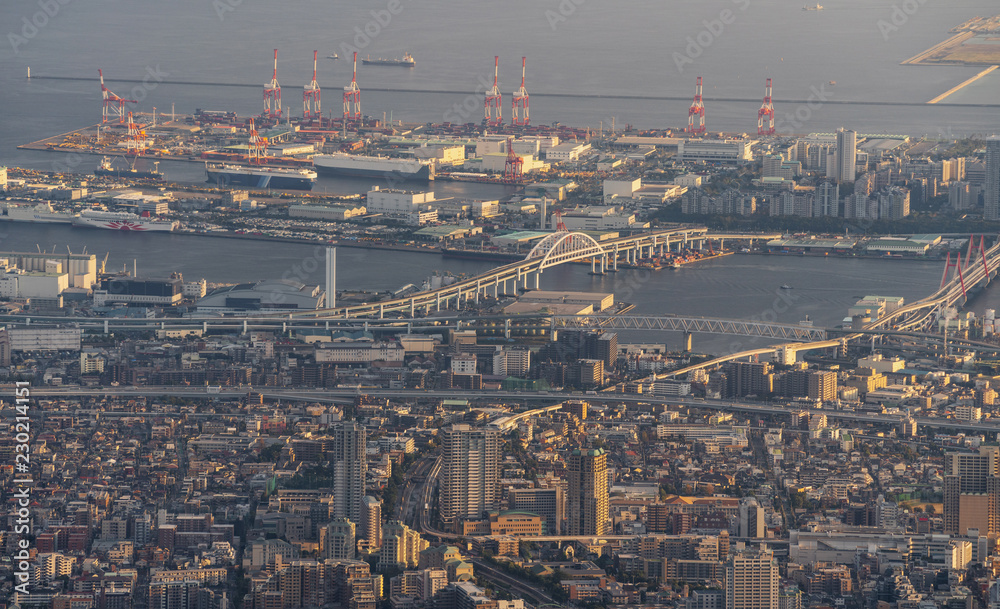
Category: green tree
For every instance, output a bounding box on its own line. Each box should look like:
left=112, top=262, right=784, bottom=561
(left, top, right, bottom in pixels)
left=260, top=442, right=284, bottom=463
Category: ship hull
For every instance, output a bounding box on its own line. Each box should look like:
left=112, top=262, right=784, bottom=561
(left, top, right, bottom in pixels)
left=361, top=60, right=414, bottom=67
left=0, top=211, right=75, bottom=224
left=95, top=168, right=164, bottom=180
left=206, top=168, right=315, bottom=191
left=72, top=217, right=176, bottom=232
left=0, top=215, right=75, bottom=224
left=313, top=163, right=432, bottom=181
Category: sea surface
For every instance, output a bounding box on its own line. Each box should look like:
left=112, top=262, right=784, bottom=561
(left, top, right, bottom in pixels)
left=2, top=0, right=1000, bottom=181
left=0, top=222, right=960, bottom=353
left=2, top=0, right=1000, bottom=352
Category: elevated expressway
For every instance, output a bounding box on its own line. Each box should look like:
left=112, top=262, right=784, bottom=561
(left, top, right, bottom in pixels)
left=277, top=228, right=777, bottom=320
left=652, top=236, right=1000, bottom=380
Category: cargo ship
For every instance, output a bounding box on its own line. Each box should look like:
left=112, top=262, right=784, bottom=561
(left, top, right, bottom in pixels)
left=312, top=153, right=434, bottom=181
left=94, top=156, right=163, bottom=180
left=361, top=52, right=414, bottom=67
left=0, top=202, right=77, bottom=224
left=205, top=163, right=318, bottom=190
left=73, top=210, right=177, bottom=232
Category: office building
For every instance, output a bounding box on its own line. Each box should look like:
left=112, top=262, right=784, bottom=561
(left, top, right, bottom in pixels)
left=439, top=425, right=499, bottom=530
left=508, top=487, right=565, bottom=535
left=493, top=348, right=531, bottom=377
left=944, top=446, right=1000, bottom=536
left=567, top=448, right=609, bottom=536
left=834, top=128, right=857, bottom=183
left=812, top=181, right=839, bottom=217
left=379, top=521, right=428, bottom=571
left=807, top=371, right=837, bottom=402
left=726, top=361, right=773, bottom=398
left=738, top=498, right=765, bottom=538
left=986, top=138, right=1000, bottom=220
left=321, top=518, right=355, bottom=560
left=330, top=422, right=367, bottom=524
left=358, top=496, right=382, bottom=552
left=725, top=549, right=779, bottom=609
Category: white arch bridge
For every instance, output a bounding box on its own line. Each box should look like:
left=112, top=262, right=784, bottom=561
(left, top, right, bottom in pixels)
left=286, top=228, right=778, bottom=319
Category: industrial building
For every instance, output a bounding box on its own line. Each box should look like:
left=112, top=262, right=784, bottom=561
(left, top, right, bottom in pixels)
left=0, top=251, right=97, bottom=289
left=491, top=231, right=548, bottom=249
left=7, top=326, right=82, bottom=352
left=413, top=225, right=482, bottom=241
left=677, top=139, right=753, bottom=164
left=315, top=341, right=405, bottom=365
left=545, top=142, right=592, bottom=162
left=554, top=206, right=647, bottom=231
left=479, top=152, right=546, bottom=174
left=0, top=266, right=69, bottom=300
left=518, top=290, right=614, bottom=312
left=603, top=179, right=641, bottom=203
left=94, top=277, right=183, bottom=307
left=289, top=203, right=367, bottom=221
left=366, top=187, right=435, bottom=214
left=194, top=280, right=323, bottom=313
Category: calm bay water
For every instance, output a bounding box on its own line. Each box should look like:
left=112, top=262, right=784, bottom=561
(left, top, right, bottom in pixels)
left=2, top=0, right=1000, bottom=181
left=2, top=0, right=999, bottom=352
left=0, top=222, right=959, bottom=353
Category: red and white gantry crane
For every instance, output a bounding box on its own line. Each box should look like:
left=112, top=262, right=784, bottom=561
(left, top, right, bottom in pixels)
left=99, top=69, right=137, bottom=124
left=343, top=51, right=361, bottom=122
left=758, top=78, right=775, bottom=136
left=687, top=76, right=706, bottom=135
left=512, top=57, right=529, bottom=126
left=303, top=50, right=321, bottom=120
left=263, top=49, right=282, bottom=120
left=484, top=56, right=502, bottom=127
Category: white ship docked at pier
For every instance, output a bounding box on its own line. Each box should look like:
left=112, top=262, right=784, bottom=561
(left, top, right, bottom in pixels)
left=72, top=210, right=177, bottom=232
left=312, top=153, right=434, bottom=181
left=0, top=202, right=77, bottom=224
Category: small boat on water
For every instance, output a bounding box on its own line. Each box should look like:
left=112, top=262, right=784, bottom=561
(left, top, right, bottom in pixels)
left=781, top=284, right=793, bottom=289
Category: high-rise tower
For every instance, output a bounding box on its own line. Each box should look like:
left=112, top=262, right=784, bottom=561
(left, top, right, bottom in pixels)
left=439, top=425, right=499, bottom=530
left=567, top=447, right=609, bottom=536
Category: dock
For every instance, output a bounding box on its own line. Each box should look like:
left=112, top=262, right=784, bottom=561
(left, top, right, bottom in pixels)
left=901, top=31, right=975, bottom=65
left=927, top=65, right=1000, bottom=104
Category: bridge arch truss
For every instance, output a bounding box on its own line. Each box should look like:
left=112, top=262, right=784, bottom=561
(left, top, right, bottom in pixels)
left=526, top=231, right=606, bottom=271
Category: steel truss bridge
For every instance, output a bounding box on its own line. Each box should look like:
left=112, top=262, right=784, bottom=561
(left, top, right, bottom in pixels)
left=0, top=312, right=826, bottom=342
left=554, top=315, right=827, bottom=341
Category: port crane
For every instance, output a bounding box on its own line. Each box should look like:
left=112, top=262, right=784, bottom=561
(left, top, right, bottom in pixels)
left=343, top=52, right=361, bottom=122
left=99, top=69, right=137, bottom=124
left=503, top=137, right=522, bottom=183
left=124, top=112, right=146, bottom=157
left=512, top=57, right=529, bottom=126
left=263, top=49, right=282, bottom=119
left=758, top=78, right=775, bottom=136
left=484, top=56, right=502, bottom=127
left=303, top=50, right=321, bottom=121
left=247, top=119, right=265, bottom=165
left=687, top=76, right=706, bottom=135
